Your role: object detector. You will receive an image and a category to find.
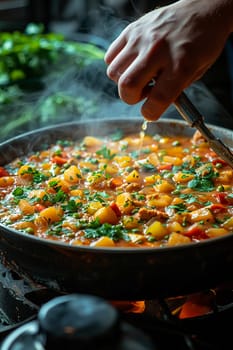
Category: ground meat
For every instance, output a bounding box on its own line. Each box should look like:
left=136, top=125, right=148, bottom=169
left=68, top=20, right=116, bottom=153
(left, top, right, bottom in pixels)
left=138, top=208, right=168, bottom=221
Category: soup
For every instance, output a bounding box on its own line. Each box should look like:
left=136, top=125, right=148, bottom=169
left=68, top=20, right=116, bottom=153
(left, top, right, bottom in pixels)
left=0, top=129, right=232, bottom=248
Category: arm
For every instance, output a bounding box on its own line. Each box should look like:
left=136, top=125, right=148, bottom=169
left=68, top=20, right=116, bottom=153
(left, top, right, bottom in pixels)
left=104, top=0, right=233, bottom=121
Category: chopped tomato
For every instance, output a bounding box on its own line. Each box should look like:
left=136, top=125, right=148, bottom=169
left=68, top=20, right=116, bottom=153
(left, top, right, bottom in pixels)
left=110, top=202, right=122, bottom=217
left=184, top=226, right=208, bottom=240
left=109, top=177, right=123, bottom=189
left=51, top=156, right=68, bottom=165
left=212, top=158, right=228, bottom=166
left=34, top=203, right=46, bottom=212
left=214, top=192, right=229, bottom=205
left=157, top=164, right=172, bottom=171
left=209, top=203, right=226, bottom=214
left=0, top=167, right=9, bottom=177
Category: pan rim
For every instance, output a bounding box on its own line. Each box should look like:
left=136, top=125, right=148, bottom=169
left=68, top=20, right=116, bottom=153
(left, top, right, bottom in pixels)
left=0, top=117, right=232, bottom=254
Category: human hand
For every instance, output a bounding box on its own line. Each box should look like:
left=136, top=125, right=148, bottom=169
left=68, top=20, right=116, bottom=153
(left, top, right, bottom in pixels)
left=104, top=0, right=232, bottom=121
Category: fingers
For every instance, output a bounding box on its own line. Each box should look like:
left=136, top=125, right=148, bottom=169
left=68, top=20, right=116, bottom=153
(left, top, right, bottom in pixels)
left=104, top=32, right=127, bottom=65
left=141, top=69, right=186, bottom=121
left=117, top=50, right=166, bottom=104
left=106, top=45, right=138, bottom=83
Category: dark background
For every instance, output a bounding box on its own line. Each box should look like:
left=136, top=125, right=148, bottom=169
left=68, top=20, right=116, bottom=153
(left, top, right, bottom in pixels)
left=0, top=0, right=233, bottom=129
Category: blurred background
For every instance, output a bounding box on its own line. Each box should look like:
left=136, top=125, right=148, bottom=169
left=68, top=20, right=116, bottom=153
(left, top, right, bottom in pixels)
left=0, top=0, right=232, bottom=140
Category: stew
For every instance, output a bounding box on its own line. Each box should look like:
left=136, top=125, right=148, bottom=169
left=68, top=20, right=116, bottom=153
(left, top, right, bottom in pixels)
left=0, top=128, right=232, bottom=248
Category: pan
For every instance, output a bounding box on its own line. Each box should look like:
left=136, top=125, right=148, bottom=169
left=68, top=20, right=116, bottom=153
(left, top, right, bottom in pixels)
left=0, top=117, right=232, bottom=300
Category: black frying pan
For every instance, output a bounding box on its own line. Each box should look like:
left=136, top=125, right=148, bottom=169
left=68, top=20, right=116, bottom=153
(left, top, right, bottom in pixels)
left=0, top=118, right=232, bottom=300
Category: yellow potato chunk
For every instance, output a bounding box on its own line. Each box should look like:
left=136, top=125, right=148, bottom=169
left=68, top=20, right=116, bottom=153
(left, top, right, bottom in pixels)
left=126, top=170, right=141, bottom=183
left=154, top=180, right=174, bottom=193
left=147, top=194, right=172, bottom=207
left=87, top=201, right=103, bottom=214
left=206, top=228, right=229, bottom=238
left=63, top=165, right=82, bottom=183
left=167, top=232, right=191, bottom=246
left=145, top=221, right=168, bottom=240
left=94, top=206, right=118, bottom=225
left=173, top=171, right=194, bottom=183
left=39, top=206, right=63, bottom=223
left=122, top=215, right=140, bottom=229
left=19, top=199, right=35, bottom=215
left=0, top=176, right=14, bottom=187
left=48, top=177, right=70, bottom=193
left=116, top=192, right=134, bottom=214
left=222, top=217, right=233, bottom=230
left=163, top=156, right=182, bottom=166
left=167, top=221, right=184, bottom=234
left=189, top=208, right=214, bottom=223
left=83, top=136, right=102, bottom=147
left=18, top=165, right=33, bottom=180
left=91, top=236, right=115, bottom=247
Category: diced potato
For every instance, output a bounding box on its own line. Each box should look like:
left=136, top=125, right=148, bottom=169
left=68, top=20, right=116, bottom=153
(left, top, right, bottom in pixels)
left=167, top=221, right=184, bottom=234
left=114, top=155, right=132, bottom=168
left=222, top=217, right=233, bottom=230
left=94, top=206, right=118, bottom=225
left=39, top=206, right=63, bottom=223
left=70, top=189, right=83, bottom=197
left=83, top=136, right=102, bottom=147
left=116, top=192, right=134, bottom=214
left=87, top=201, right=103, bottom=214
left=19, top=199, right=35, bottom=215
left=154, top=179, right=174, bottom=193
left=147, top=194, right=172, bottom=207
left=63, top=165, right=82, bottom=183
left=166, top=232, right=191, bottom=246
left=147, top=153, right=159, bottom=166
left=0, top=176, right=14, bottom=187
left=145, top=220, right=167, bottom=240
left=144, top=174, right=161, bottom=185
left=163, top=156, right=182, bottom=166
left=166, top=146, right=183, bottom=157
left=91, top=236, right=115, bottom=247
left=128, top=233, right=145, bottom=243
left=170, top=197, right=184, bottom=205
left=18, top=165, right=33, bottom=180
left=159, top=137, right=169, bottom=144
left=173, top=171, right=194, bottom=183
left=13, top=221, right=35, bottom=233
left=87, top=173, right=104, bottom=185
left=126, top=170, right=141, bottom=183
left=28, top=189, right=47, bottom=202
left=48, top=177, right=70, bottom=193
left=189, top=208, right=214, bottom=224
left=217, top=170, right=233, bottom=184
left=78, top=161, right=97, bottom=171
left=99, top=163, right=118, bottom=175
left=206, top=228, right=229, bottom=238
left=122, top=215, right=140, bottom=229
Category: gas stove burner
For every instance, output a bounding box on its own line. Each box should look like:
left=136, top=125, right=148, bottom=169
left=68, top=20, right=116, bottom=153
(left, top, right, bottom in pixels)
left=0, top=258, right=232, bottom=349
left=1, top=294, right=155, bottom=350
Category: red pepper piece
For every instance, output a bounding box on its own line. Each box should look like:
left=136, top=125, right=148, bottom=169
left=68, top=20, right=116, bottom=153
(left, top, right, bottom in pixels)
left=214, top=192, right=229, bottom=205
left=0, top=166, right=9, bottom=177
left=51, top=156, right=68, bottom=165
left=34, top=204, right=46, bottom=212
left=209, top=203, right=226, bottom=214
left=157, top=164, right=172, bottom=171
left=110, top=202, right=122, bottom=217
left=184, top=226, right=208, bottom=240
left=212, top=159, right=228, bottom=166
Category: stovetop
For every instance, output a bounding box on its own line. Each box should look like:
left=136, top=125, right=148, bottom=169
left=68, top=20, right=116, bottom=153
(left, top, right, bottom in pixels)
left=0, top=260, right=232, bottom=350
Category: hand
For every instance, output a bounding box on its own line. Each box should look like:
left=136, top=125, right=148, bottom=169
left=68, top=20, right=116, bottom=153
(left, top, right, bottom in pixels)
left=104, top=0, right=233, bottom=121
